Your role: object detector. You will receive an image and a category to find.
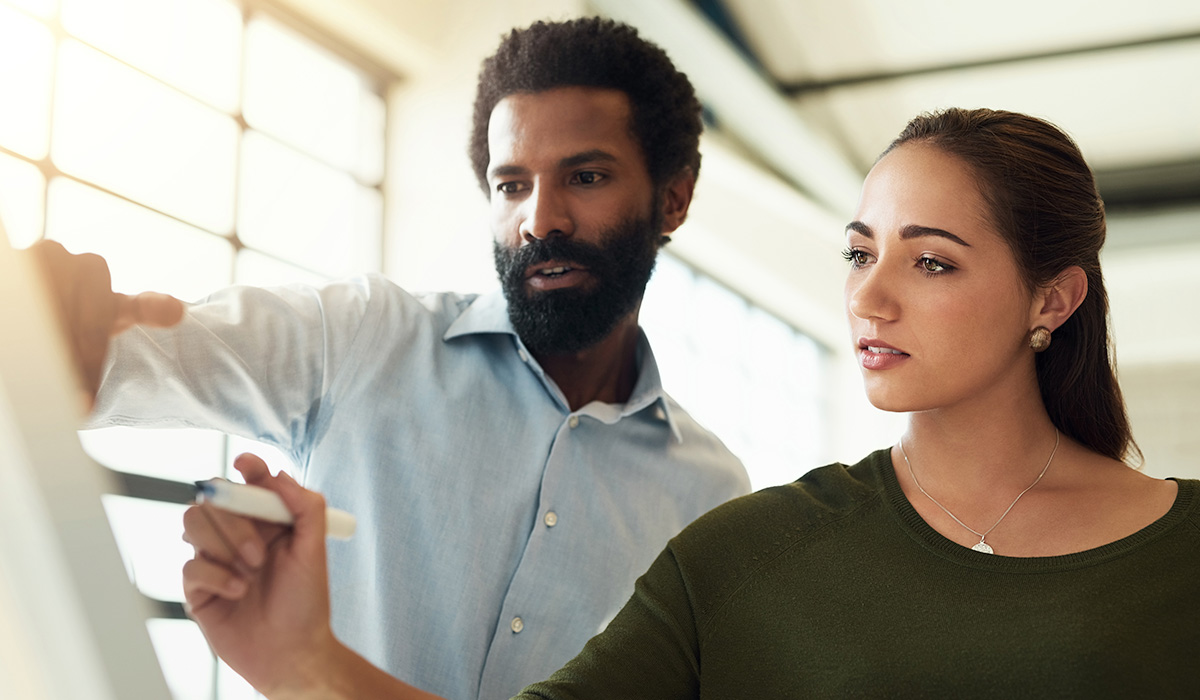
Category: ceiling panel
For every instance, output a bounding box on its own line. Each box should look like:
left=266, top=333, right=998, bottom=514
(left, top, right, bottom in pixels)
left=724, top=0, right=1200, bottom=84
left=791, top=40, right=1200, bottom=173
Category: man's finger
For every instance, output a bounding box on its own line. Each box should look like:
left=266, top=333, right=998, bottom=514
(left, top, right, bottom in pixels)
left=183, top=503, right=267, bottom=570
left=182, top=557, right=245, bottom=613
left=69, top=253, right=118, bottom=396
left=232, top=455, right=327, bottom=552
left=232, top=453, right=273, bottom=486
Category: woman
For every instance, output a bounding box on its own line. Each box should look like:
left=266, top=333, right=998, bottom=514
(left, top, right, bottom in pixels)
left=182, top=109, right=1198, bottom=698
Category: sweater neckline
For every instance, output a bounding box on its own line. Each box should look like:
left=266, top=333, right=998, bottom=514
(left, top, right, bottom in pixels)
left=870, top=447, right=1197, bottom=571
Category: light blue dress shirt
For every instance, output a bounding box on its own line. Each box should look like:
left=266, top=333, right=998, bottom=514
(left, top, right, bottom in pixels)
left=90, top=274, right=750, bottom=700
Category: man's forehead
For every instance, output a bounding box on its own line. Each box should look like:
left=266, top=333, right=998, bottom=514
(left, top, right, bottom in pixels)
left=486, top=86, right=638, bottom=168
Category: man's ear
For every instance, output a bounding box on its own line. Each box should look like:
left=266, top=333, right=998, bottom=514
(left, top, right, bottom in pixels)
left=658, top=168, right=697, bottom=235
left=1030, top=265, right=1088, bottom=332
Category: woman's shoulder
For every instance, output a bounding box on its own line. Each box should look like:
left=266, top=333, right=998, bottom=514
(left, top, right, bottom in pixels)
left=670, top=447, right=892, bottom=558
left=655, top=449, right=893, bottom=625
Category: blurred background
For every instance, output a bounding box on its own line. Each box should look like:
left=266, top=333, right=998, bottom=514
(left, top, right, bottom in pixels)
left=0, top=0, right=1196, bottom=696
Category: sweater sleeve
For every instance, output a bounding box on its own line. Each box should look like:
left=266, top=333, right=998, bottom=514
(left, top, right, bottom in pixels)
left=514, top=544, right=701, bottom=700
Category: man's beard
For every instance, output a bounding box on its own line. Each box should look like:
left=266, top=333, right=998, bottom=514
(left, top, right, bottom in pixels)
left=494, top=206, right=664, bottom=356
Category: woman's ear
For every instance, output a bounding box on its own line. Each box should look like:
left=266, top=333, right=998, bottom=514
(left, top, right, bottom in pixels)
left=1030, top=265, right=1088, bottom=332
left=659, top=169, right=697, bottom=236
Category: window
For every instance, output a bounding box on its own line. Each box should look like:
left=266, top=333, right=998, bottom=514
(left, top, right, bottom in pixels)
left=0, top=1, right=389, bottom=697
left=642, top=254, right=827, bottom=490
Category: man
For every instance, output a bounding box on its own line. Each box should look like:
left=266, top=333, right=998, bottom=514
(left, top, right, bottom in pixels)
left=36, top=16, right=749, bottom=700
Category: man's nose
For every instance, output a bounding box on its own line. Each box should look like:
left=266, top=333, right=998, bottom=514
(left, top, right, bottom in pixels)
left=519, top=185, right=574, bottom=243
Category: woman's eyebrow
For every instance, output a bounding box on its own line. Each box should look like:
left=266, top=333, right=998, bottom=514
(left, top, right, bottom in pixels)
left=900, top=224, right=971, bottom=247
left=843, top=221, right=971, bottom=247
left=845, top=220, right=872, bottom=237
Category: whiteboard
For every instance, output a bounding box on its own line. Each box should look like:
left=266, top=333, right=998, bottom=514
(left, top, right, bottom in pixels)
left=0, top=230, right=173, bottom=699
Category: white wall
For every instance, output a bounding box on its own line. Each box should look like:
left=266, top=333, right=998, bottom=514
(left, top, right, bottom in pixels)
left=1105, top=241, right=1200, bottom=479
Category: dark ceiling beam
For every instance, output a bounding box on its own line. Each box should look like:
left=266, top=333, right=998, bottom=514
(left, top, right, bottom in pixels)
left=780, top=30, right=1200, bottom=96
left=594, top=0, right=864, bottom=213
left=1096, top=158, right=1200, bottom=211
left=691, top=0, right=761, bottom=69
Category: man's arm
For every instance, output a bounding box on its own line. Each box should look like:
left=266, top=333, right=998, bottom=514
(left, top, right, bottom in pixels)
left=29, top=240, right=184, bottom=405
left=182, top=453, right=444, bottom=700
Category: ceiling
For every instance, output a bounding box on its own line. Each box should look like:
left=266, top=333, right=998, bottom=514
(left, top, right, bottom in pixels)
left=600, top=0, right=1200, bottom=249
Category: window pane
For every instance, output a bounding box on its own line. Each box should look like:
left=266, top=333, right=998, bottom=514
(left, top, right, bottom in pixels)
left=357, top=88, right=386, bottom=185
left=62, top=0, right=243, bottom=114
left=239, top=131, right=380, bottom=276
left=0, top=0, right=54, bottom=18
left=52, top=39, right=239, bottom=234
left=643, top=254, right=827, bottom=490
left=146, top=619, right=215, bottom=700
left=243, top=16, right=365, bottom=174
left=80, top=427, right=225, bottom=482
left=101, top=495, right=192, bottom=601
left=0, top=153, right=45, bottom=249
left=0, top=4, right=55, bottom=159
left=217, top=658, right=257, bottom=699
left=235, top=248, right=328, bottom=286
left=354, top=184, right=384, bottom=270
left=46, top=177, right=233, bottom=300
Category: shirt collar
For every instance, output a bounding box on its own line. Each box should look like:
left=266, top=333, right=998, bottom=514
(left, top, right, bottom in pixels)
left=443, top=290, right=681, bottom=442
left=444, top=288, right=512, bottom=339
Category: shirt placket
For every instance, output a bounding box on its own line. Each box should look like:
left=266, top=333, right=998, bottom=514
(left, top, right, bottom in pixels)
left=475, top=409, right=586, bottom=699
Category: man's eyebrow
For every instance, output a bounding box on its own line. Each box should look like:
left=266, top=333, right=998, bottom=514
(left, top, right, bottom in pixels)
left=843, top=221, right=971, bottom=247
left=559, top=149, right=617, bottom=170
left=487, top=150, right=619, bottom=181
left=487, top=164, right=527, bottom=180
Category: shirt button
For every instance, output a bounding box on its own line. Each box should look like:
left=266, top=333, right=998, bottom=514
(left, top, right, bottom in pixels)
left=568, top=415, right=579, bottom=428
left=544, top=511, right=558, bottom=527
left=518, top=349, right=528, bottom=362
left=511, top=617, right=524, bottom=633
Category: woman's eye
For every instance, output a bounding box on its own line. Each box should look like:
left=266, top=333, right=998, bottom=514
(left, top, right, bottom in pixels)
left=842, top=248, right=870, bottom=267
left=919, top=256, right=950, bottom=274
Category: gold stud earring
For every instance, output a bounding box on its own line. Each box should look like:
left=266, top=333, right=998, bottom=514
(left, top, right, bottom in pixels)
left=1029, top=326, right=1052, bottom=352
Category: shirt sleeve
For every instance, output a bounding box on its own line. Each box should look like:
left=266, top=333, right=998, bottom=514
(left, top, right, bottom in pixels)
left=514, top=543, right=701, bottom=700
left=85, top=277, right=374, bottom=458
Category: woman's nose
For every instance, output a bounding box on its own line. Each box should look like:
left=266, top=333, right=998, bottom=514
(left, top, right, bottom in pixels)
left=846, top=262, right=899, bottom=322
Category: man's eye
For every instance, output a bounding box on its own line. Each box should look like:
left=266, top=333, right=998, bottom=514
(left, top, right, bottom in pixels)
left=574, top=171, right=604, bottom=185
left=496, top=182, right=523, bottom=194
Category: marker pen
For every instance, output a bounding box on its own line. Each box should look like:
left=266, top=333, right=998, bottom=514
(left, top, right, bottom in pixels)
left=195, top=478, right=357, bottom=540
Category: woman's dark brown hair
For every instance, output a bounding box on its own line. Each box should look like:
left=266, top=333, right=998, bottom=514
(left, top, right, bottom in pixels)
left=883, top=108, right=1139, bottom=464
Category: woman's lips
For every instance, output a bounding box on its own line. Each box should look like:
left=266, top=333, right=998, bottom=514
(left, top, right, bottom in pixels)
left=858, top=340, right=910, bottom=370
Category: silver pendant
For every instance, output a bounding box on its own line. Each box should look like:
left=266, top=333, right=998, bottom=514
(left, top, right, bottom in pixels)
left=972, top=541, right=994, bottom=554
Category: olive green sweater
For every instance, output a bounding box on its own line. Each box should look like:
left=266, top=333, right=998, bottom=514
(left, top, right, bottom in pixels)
left=518, top=449, right=1200, bottom=698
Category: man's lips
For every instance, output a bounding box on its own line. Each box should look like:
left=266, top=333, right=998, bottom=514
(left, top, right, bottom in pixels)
left=523, top=261, right=589, bottom=279
left=524, top=261, right=592, bottom=291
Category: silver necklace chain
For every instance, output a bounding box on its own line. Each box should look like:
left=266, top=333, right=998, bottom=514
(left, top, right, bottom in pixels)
left=899, top=429, right=1060, bottom=554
